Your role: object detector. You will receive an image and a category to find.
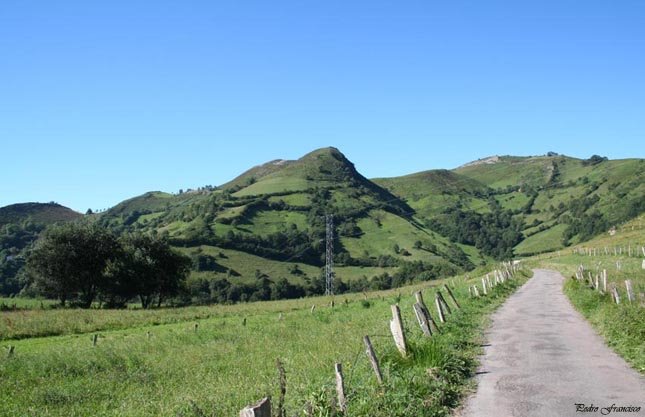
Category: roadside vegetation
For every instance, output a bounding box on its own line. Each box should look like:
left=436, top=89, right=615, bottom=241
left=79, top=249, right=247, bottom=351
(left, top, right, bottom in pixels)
left=533, top=214, right=644, bottom=373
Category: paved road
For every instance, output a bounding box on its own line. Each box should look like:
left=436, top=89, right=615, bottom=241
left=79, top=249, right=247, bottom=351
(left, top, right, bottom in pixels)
left=460, top=269, right=645, bottom=417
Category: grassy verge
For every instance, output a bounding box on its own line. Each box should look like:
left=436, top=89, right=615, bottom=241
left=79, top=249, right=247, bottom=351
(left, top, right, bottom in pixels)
left=529, top=214, right=644, bottom=374
left=563, top=278, right=644, bottom=373
left=530, top=255, right=644, bottom=374
left=0, top=269, right=529, bottom=417
left=339, top=269, right=531, bottom=417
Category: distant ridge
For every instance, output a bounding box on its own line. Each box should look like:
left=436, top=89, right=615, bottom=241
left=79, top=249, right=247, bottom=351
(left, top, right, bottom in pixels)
left=457, top=155, right=500, bottom=169
left=0, top=202, right=81, bottom=226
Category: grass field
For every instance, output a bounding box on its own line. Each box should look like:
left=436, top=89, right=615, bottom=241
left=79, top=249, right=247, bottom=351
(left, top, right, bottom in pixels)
left=0, top=267, right=530, bottom=417
left=514, top=224, right=568, bottom=255
left=0, top=297, right=58, bottom=311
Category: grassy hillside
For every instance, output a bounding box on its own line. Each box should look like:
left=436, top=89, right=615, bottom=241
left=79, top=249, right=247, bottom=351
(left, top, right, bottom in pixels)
left=373, top=169, right=490, bottom=219
left=89, top=147, right=475, bottom=300
left=377, top=154, right=644, bottom=258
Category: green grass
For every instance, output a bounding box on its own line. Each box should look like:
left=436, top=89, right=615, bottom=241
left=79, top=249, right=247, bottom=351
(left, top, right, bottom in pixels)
left=454, top=155, right=552, bottom=188
left=267, top=193, right=311, bottom=207
left=341, top=210, right=446, bottom=262
left=248, top=210, right=309, bottom=236
left=514, top=223, right=568, bottom=255
left=562, top=279, right=644, bottom=372
left=495, top=191, right=529, bottom=211
left=180, top=245, right=403, bottom=285
left=0, top=297, right=58, bottom=310
left=0, top=268, right=530, bottom=417
left=233, top=176, right=311, bottom=197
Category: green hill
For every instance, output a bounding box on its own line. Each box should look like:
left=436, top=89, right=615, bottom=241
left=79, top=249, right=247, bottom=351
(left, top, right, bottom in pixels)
left=0, top=202, right=81, bottom=227
left=377, top=154, right=644, bottom=258
left=92, top=147, right=473, bottom=299
left=2, top=150, right=643, bottom=299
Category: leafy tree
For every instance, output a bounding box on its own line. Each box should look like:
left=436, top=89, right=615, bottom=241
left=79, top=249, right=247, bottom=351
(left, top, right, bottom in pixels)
left=582, top=155, right=608, bottom=166
left=117, top=234, right=191, bottom=308
left=27, top=222, right=120, bottom=307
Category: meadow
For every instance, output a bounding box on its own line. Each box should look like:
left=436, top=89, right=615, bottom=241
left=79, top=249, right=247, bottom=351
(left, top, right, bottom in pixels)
left=0, top=268, right=529, bottom=417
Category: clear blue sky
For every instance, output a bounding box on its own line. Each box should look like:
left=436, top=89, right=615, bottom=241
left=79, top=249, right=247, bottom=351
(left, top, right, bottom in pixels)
left=1, top=1, right=644, bottom=212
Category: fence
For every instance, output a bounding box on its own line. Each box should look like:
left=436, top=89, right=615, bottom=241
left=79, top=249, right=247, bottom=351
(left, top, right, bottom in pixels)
left=238, top=262, right=522, bottom=416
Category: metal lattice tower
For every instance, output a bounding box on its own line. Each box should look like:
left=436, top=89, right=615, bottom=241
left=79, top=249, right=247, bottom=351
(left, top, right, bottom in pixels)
left=325, top=214, right=334, bottom=296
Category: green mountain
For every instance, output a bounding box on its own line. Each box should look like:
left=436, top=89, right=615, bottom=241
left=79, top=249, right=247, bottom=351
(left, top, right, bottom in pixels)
left=95, top=147, right=474, bottom=291
left=375, top=154, right=645, bottom=257
left=1, top=149, right=643, bottom=299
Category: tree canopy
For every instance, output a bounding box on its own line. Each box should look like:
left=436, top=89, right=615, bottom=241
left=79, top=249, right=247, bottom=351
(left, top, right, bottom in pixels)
left=26, top=222, right=190, bottom=308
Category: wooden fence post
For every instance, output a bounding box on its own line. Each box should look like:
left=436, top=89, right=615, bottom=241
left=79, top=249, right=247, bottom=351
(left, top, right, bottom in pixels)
left=414, top=291, right=438, bottom=332
left=612, top=286, right=621, bottom=304
left=92, top=334, right=98, bottom=347
left=311, top=305, right=316, bottom=314
left=625, top=280, right=635, bottom=303
left=602, top=270, right=607, bottom=293
left=389, top=305, right=408, bottom=357
left=473, top=285, right=480, bottom=297
left=413, top=303, right=432, bottom=337
left=335, top=363, right=347, bottom=414
left=443, top=284, right=461, bottom=309
left=481, top=278, right=488, bottom=295
left=435, top=294, right=446, bottom=323
left=240, top=397, right=271, bottom=417
left=7, top=345, right=14, bottom=357
left=363, top=336, right=383, bottom=385
left=436, top=291, right=452, bottom=315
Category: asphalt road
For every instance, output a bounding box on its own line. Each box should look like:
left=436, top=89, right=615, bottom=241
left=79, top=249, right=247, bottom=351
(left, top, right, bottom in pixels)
left=460, top=269, right=645, bottom=417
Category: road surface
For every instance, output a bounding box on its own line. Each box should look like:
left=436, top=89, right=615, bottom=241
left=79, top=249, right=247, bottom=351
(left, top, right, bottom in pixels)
left=460, top=269, right=645, bottom=417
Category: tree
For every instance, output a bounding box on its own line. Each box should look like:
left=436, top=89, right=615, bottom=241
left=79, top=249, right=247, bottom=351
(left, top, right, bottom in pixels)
left=118, top=234, right=191, bottom=308
left=27, top=222, right=120, bottom=307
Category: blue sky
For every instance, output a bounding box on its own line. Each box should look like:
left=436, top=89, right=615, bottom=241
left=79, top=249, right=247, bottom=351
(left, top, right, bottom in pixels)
left=1, top=1, right=644, bottom=212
